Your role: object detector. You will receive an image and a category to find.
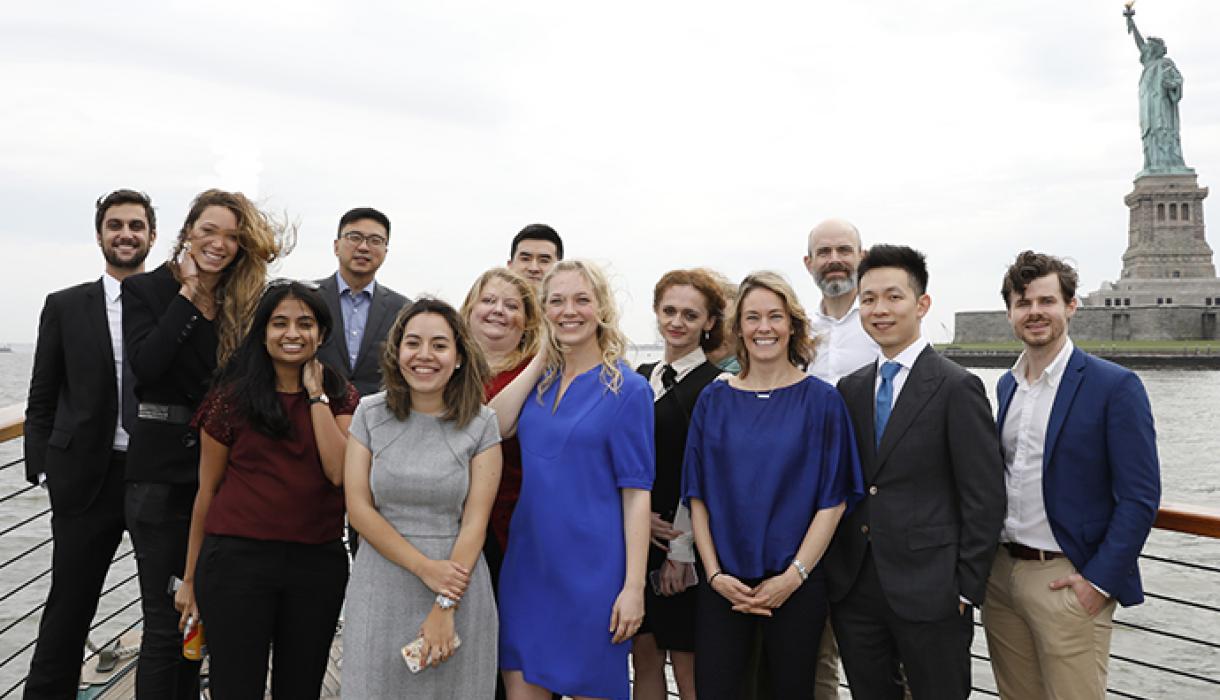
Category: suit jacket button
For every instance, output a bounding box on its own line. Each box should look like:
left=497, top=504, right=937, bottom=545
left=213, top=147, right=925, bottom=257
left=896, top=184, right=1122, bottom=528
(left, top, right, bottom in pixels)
left=861, top=524, right=870, bottom=535
left=868, top=485, right=878, bottom=496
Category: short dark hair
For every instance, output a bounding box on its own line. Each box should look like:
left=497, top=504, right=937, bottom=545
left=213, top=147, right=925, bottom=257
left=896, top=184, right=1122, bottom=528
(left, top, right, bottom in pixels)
left=510, top=223, right=563, bottom=260
left=337, top=207, right=391, bottom=240
left=95, top=189, right=155, bottom=235
left=856, top=244, right=929, bottom=296
left=1001, top=250, right=1079, bottom=308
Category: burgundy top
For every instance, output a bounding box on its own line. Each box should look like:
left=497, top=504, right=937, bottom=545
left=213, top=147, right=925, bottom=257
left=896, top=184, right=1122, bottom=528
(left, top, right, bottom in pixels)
left=486, top=358, right=530, bottom=550
left=196, top=384, right=360, bottom=544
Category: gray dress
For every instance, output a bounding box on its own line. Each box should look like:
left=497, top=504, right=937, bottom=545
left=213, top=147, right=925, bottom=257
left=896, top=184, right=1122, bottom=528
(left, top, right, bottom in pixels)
left=342, top=395, right=501, bottom=699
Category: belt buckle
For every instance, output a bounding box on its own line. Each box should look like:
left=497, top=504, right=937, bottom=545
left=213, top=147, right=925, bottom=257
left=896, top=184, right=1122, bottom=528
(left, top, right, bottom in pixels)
left=137, top=404, right=170, bottom=422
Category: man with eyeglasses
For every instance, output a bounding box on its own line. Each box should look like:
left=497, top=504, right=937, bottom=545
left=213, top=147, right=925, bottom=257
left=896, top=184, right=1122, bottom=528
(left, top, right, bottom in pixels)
left=316, top=207, right=409, bottom=397
left=24, top=190, right=156, bottom=698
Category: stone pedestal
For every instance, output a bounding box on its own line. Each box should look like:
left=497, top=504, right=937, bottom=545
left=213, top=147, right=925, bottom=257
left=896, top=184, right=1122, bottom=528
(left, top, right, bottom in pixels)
left=1120, top=173, right=1212, bottom=280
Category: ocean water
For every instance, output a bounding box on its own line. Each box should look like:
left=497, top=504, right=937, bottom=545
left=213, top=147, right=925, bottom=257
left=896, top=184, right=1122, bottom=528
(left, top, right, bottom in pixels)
left=0, top=348, right=1216, bottom=696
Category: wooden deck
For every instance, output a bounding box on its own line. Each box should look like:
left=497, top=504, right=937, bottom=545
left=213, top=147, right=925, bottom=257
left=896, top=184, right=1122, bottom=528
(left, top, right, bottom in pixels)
left=91, top=629, right=344, bottom=699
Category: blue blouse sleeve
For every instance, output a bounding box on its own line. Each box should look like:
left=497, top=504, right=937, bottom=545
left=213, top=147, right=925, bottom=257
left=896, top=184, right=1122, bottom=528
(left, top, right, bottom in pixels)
left=608, top=377, right=656, bottom=490
left=815, top=390, right=865, bottom=512
left=680, top=388, right=710, bottom=505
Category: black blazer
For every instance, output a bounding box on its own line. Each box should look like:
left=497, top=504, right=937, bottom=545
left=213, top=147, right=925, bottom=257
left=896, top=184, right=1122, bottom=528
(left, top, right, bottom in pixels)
left=315, top=273, right=409, bottom=397
left=121, top=263, right=218, bottom=484
left=826, top=345, right=1005, bottom=622
left=24, top=279, right=124, bottom=515
left=636, top=360, right=722, bottom=522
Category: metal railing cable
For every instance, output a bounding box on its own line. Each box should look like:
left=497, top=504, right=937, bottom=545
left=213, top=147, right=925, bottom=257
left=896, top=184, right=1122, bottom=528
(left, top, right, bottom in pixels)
left=0, top=509, right=50, bottom=539
left=0, top=485, right=36, bottom=507
left=1140, top=551, right=1220, bottom=574
left=1143, top=590, right=1220, bottom=614
left=0, top=458, right=23, bottom=473
left=0, top=537, right=51, bottom=574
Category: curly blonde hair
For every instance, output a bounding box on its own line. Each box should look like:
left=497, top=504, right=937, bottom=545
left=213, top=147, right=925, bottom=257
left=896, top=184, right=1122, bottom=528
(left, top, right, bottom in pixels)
left=535, top=260, right=628, bottom=399
left=459, top=267, right=542, bottom=375
left=730, top=271, right=816, bottom=377
left=169, top=189, right=294, bottom=366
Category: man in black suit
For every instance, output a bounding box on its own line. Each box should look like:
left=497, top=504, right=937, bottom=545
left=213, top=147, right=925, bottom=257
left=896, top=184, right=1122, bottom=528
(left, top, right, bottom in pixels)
left=23, top=190, right=157, bottom=699
left=316, top=207, right=409, bottom=397
left=826, top=245, right=1005, bottom=700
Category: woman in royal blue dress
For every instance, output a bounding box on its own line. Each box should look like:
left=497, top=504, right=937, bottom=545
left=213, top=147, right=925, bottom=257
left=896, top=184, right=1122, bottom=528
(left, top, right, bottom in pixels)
left=683, top=271, right=864, bottom=699
left=490, top=260, right=655, bottom=700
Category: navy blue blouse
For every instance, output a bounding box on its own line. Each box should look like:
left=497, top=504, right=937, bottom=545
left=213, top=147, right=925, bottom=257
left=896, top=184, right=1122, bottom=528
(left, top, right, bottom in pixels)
left=682, top=376, right=864, bottom=578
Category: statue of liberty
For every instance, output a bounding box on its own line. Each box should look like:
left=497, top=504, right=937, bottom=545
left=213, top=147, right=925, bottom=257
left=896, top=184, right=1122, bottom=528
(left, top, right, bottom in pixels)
left=1124, top=4, right=1193, bottom=176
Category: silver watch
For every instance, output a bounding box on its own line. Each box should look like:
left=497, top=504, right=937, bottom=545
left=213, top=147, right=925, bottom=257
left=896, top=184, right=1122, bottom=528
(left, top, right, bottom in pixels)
left=435, top=594, right=457, bottom=610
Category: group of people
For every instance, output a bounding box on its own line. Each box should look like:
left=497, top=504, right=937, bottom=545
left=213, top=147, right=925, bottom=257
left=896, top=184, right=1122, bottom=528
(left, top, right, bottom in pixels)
left=22, top=190, right=1161, bottom=700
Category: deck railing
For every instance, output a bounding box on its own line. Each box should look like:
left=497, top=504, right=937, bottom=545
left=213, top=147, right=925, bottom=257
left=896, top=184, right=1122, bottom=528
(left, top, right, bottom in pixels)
left=0, top=405, right=1217, bottom=698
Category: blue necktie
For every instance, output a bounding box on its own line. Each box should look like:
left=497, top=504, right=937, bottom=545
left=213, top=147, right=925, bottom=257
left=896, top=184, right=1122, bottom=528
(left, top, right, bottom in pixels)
left=875, top=361, right=901, bottom=448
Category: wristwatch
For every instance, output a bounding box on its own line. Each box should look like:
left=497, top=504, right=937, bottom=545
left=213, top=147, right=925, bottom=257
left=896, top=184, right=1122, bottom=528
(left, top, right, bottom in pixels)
left=435, top=594, right=457, bottom=610
left=308, top=393, right=330, bottom=406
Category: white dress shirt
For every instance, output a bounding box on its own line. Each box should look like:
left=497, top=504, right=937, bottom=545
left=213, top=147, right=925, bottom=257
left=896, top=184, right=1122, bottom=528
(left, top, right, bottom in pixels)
left=1000, top=338, right=1075, bottom=552
left=872, top=336, right=929, bottom=407
left=648, top=347, right=708, bottom=565
left=808, top=299, right=880, bottom=385
left=102, top=273, right=130, bottom=451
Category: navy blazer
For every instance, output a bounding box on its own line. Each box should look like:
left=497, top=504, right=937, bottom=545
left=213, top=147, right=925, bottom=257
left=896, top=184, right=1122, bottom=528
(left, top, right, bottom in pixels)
left=996, top=347, right=1161, bottom=607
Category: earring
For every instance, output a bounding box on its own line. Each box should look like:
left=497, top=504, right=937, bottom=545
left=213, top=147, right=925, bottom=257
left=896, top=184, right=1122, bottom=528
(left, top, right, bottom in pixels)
left=455, top=363, right=462, bottom=369
left=703, top=330, right=710, bottom=341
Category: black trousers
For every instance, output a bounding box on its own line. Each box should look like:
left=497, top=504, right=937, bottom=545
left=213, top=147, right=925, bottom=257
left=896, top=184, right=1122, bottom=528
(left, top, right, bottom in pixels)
left=125, top=481, right=200, bottom=700
left=24, top=452, right=127, bottom=700
left=194, top=535, right=348, bottom=700
left=694, top=570, right=828, bottom=700
left=831, top=552, right=973, bottom=700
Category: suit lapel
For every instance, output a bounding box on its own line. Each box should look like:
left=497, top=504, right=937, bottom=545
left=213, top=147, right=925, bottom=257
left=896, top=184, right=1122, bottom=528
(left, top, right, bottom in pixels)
left=1043, top=348, right=1086, bottom=474
left=996, top=373, right=1017, bottom=440
left=85, top=279, right=117, bottom=370
left=844, top=365, right=881, bottom=478
left=318, top=275, right=350, bottom=374
left=355, top=284, right=391, bottom=371
left=876, top=346, right=945, bottom=470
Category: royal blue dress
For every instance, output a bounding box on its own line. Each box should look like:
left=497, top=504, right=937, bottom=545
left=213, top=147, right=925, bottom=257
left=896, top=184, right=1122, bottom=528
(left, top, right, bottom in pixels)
left=499, top=362, right=655, bottom=700
left=682, top=376, right=863, bottom=578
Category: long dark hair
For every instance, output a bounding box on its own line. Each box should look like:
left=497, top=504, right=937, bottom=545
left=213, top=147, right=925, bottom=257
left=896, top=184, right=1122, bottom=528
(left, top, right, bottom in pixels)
left=213, top=280, right=347, bottom=438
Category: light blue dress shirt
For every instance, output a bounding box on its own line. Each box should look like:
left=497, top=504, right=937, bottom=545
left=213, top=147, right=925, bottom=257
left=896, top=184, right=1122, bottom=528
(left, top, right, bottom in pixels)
left=336, top=272, right=376, bottom=370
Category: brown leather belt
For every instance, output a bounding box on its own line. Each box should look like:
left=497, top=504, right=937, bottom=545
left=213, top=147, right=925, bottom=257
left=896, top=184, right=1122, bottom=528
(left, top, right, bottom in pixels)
left=1004, top=542, right=1063, bottom=561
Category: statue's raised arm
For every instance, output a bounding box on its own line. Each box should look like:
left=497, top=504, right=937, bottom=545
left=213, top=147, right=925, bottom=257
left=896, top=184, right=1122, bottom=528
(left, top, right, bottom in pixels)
left=1125, top=4, right=1146, bottom=53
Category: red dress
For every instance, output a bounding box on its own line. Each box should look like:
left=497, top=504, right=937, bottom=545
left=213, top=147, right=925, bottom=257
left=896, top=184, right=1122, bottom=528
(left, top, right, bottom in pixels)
left=485, top=358, right=530, bottom=550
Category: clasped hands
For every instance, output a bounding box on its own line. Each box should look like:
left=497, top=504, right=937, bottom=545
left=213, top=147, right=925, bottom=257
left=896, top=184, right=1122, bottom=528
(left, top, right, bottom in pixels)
left=711, top=568, right=803, bottom=616
left=417, top=558, right=469, bottom=669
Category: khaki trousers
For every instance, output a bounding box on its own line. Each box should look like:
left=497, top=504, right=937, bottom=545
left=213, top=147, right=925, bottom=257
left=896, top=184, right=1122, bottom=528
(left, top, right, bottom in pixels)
left=981, top=546, right=1117, bottom=700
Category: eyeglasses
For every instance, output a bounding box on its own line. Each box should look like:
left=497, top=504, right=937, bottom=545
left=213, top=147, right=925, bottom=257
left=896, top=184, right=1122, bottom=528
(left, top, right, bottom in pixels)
left=266, top=278, right=321, bottom=291
left=340, top=231, right=388, bottom=248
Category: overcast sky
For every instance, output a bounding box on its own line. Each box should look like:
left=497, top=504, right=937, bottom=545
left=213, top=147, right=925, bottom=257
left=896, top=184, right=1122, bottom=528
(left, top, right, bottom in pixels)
left=3, top=0, right=1219, bottom=346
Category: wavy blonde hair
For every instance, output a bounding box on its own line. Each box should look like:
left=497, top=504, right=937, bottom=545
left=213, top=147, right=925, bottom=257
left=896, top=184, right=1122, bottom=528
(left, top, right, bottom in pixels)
left=535, top=260, right=628, bottom=399
left=459, top=267, right=542, bottom=375
left=730, top=271, right=817, bottom=377
left=169, top=189, right=294, bottom=367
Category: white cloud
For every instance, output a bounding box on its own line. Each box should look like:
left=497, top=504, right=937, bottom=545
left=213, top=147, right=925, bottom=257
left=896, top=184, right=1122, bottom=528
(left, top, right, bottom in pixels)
left=2, top=0, right=1219, bottom=346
